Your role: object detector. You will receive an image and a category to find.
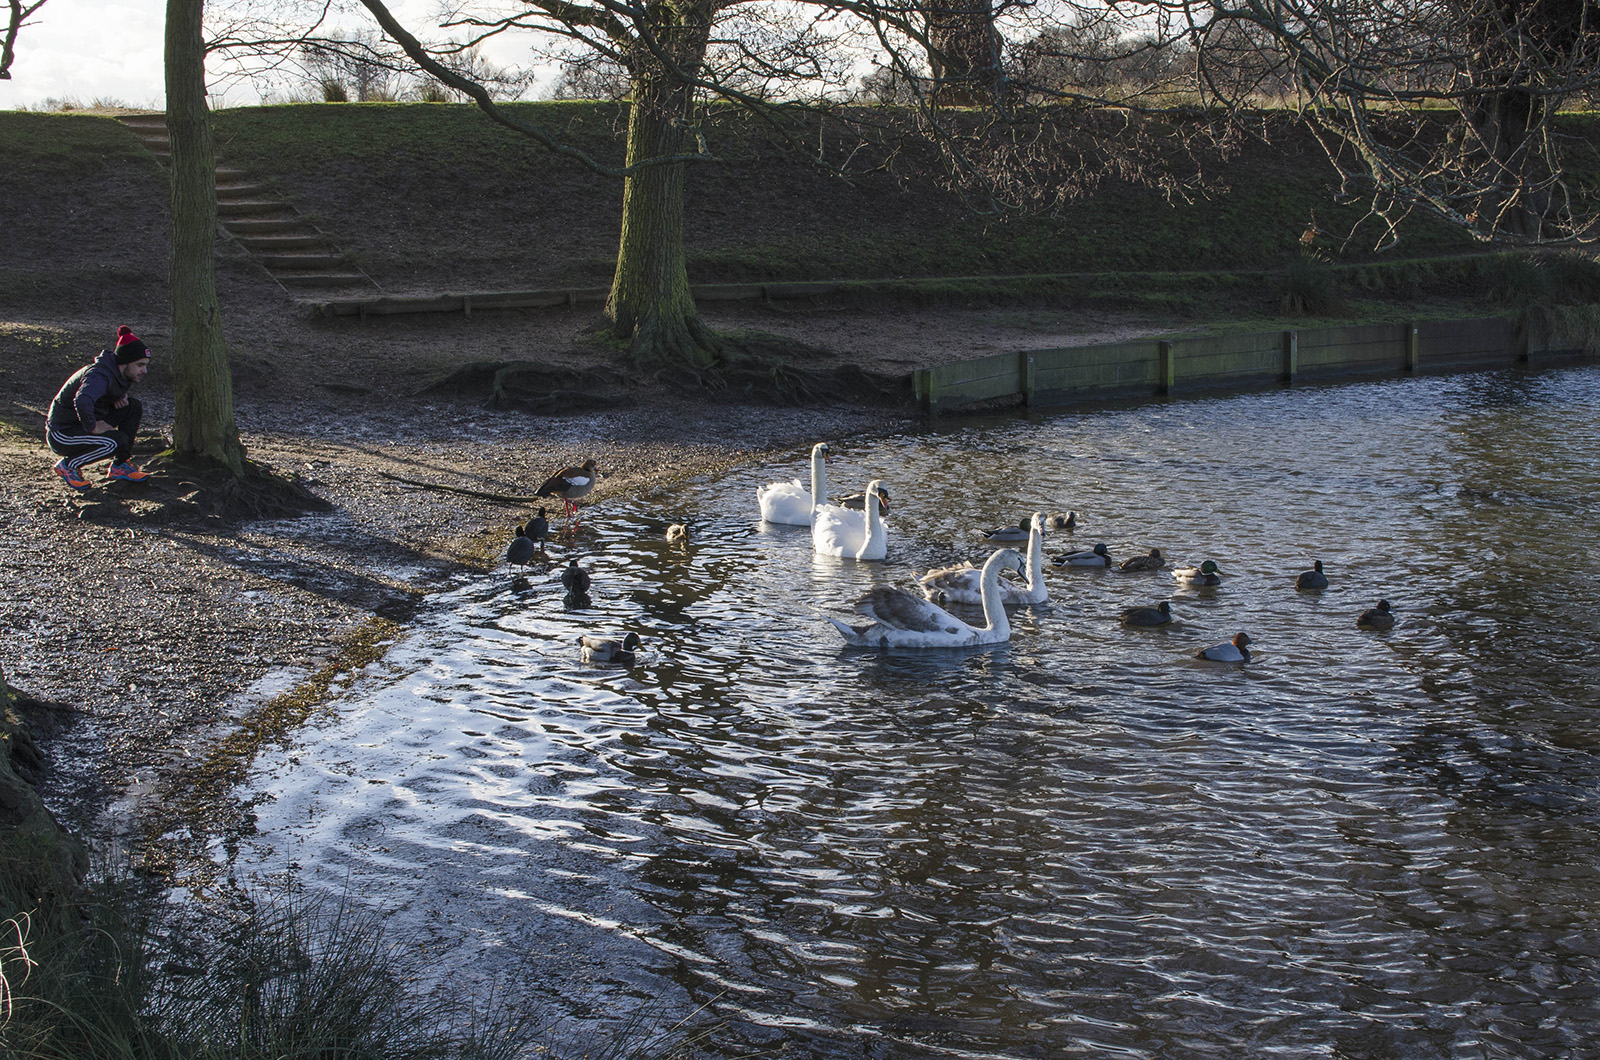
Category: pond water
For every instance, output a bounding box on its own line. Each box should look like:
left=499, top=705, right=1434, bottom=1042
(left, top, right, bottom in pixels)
left=231, top=365, right=1600, bottom=1059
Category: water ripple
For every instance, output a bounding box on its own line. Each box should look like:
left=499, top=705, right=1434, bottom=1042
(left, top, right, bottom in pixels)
left=234, top=365, right=1600, bottom=1058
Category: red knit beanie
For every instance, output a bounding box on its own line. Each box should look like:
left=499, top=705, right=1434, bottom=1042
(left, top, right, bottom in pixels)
left=113, top=325, right=151, bottom=365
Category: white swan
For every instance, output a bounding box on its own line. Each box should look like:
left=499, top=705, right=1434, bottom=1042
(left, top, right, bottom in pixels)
left=757, top=441, right=829, bottom=526
left=828, top=548, right=1024, bottom=648
left=813, top=477, right=888, bottom=560
left=919, top=511, right=1047, bottom=605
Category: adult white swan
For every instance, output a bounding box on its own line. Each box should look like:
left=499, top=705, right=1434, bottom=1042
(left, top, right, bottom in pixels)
left=828, top=548, right=1024, bottom=649
left=919, top=511, right=1047, bottom=605
left=757, top=441, right=830, bottom=526
left=813, top=478, right=888, bottom=560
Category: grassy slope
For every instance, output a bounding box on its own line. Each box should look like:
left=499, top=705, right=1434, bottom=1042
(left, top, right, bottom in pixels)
left=8, top=104, right=1600, bottom=332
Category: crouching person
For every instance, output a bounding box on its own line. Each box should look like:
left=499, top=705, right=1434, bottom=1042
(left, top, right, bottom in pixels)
left=46, top=325, right=154, bottom=490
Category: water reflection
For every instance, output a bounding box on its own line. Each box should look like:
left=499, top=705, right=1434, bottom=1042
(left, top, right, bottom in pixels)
left=234, top=365, right=1600, bottom=1058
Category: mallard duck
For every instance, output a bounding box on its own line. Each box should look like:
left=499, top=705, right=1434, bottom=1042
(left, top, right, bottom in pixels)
left=920, top=511, right=1048, bottom=605
left=1197, top=632, right=1251, bottom=662
left=1173, top=559, right=1224, bottom=586
left=1120, top=600, right=1172, bottom=627
left=535, top=458, right=600, bottom=526
left=983, top=518, right=1033, bottom=543
left=1295, top=560, right=1329, bottom=591
left=758, top=442, right=829, bottom=526
left=828, top=548, right=1024, bottom=648
left=813, top=478, right=888, bottom=560
left=666, top=523, right=688, bottom=543
left=1053, top=542, right=1112, bottom=566
left=581, top=631, right=641, bottom=664
left=1357, top=599, right=1395, bottom=629
left=1043, top=511, right=1078, bottom=531
left=839, top=484, right=890, bottom=516
left=1119, top=548, right=1166, bottom=572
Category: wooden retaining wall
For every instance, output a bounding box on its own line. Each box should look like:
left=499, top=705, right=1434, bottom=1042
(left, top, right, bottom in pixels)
left=913, top=315, right=1591, bottom=415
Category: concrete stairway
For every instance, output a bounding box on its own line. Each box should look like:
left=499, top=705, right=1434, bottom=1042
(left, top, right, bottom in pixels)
left=118, top=113, right=381, bottom=296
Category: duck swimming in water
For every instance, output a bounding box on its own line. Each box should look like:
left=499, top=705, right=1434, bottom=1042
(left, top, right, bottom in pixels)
left=1173, top=559, right=1224, bottom=587
left=1120, top=600, right=1172, bottom=627
left=1295, top=560, right=1329, bottom=591
left=1119, top=548, right=1166, bottom=572
left=1357, top=599, right=1395, bottom=629
left=581, top=631, right=641, bottom=665
left=1196, top=632, right=1251, bottom=662
left=1054, top=542, right=1112, bottom=567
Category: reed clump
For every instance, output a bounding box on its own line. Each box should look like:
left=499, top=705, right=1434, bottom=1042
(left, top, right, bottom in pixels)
left=1, top=873, right=531, bottom=1060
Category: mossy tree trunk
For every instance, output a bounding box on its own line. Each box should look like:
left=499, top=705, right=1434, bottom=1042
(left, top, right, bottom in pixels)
left=605, top=8, right=722, bottom=371
left=165, top=0, right=245, bottom=475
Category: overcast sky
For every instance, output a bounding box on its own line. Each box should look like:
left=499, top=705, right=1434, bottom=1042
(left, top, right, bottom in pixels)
left=0, top=0, right=541, bottom=111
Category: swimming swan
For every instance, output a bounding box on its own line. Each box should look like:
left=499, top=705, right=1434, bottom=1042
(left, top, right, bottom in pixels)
left=758, top=441, right=830, bottom=526
left=920, top=511, right=1047, bottom=605
left=813, top=478, right=888, bottom=560
left=828, top=548, right=1024, bottom=648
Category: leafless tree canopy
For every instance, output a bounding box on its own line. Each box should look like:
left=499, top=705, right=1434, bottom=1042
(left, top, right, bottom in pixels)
left=1113, top=0, right=1600, bottom=243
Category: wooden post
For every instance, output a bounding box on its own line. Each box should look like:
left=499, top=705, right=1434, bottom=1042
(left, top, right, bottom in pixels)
left=1405, top=323, right=1419, bottom=371
left=1158, top=340, right=1175, bottom=395
left=912, top=368, right=933, bottom=414
left=1023, top=352, right=1037, bottom=406
left=1282, top=330, right=1298, bottom=382
left=462, top=294, right=472, bottom=318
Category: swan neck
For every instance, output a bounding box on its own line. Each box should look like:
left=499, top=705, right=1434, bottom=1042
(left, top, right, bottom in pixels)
left=980, top=557, right=1011, bottom=636
left=810, top=450, right=827, bottom=513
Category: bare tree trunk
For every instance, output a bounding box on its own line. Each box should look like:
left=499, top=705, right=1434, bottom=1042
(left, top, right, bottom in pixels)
left=605, top=17, right=721, bottom=371
left=166, top=0, right=245, bottom=475
left=925, top=0, right=1004, bottom=108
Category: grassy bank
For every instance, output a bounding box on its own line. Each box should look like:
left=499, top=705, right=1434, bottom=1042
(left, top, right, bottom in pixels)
left=9, top=103, right=1600, bottom=325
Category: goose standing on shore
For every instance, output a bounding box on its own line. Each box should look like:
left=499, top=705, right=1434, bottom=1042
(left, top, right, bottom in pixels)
left=813, top=478, right=888, bottom=560
left=536, top=458, right=600, bottom=528
left=829, top=548, right=1024, bottom=648
left=758, top=441, right=830, bottom=526
left=921, top=511, right=1048, bottom=605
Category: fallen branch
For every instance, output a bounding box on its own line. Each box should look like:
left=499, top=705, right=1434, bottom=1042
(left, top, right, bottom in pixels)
left=377, top=470, right=540, bottom=505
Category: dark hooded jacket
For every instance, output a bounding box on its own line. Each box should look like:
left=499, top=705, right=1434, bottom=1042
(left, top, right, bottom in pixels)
left=47, top=349, right=132, bottom=434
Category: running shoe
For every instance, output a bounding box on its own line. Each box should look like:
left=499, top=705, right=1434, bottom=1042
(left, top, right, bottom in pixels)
left=53, top=460, right=92, bottom=490
left=106, top=461, right=151, bottom=482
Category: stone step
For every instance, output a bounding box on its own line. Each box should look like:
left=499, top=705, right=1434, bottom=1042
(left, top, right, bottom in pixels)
left=120, top=113, right=166, bottom=128
left=223, top=217, right=312, bottom=235
left=234, top=234, right=330, bottom=251
left=215, top=183, right=274, bottom=199
left=274, top=272, right=374, bottom=287
left=258, top=253, right=350, bottom=268
left=215, top=166, right=249, bottom=181
left=217, top=200, right=293, bottom=217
